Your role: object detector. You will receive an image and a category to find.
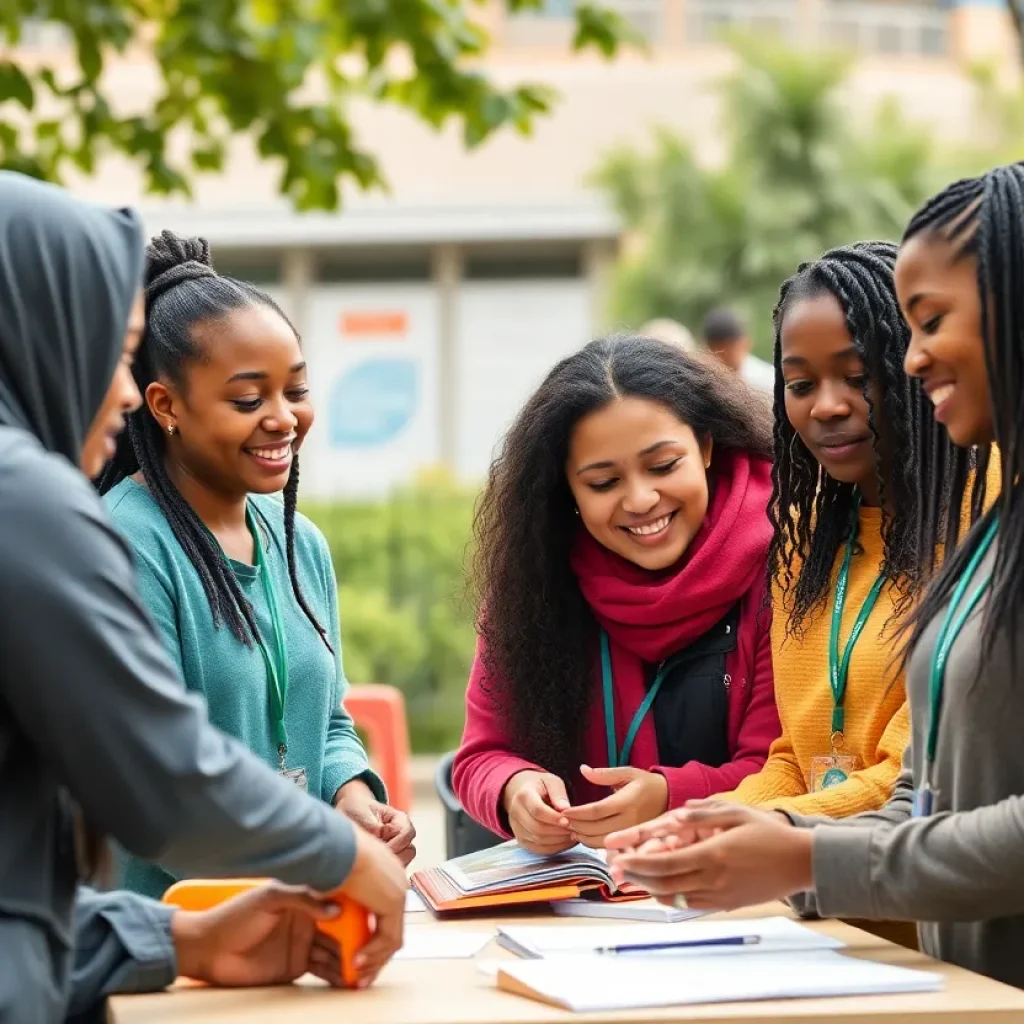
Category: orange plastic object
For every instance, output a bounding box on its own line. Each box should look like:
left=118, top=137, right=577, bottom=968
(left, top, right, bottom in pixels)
left=345, top=684, right=412, bottom=813
left=162, top=879, right=371, bottom=988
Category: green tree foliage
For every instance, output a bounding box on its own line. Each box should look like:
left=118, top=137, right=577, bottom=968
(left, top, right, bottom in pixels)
left=594, top=36, right=939, bottom=353
left=303, top=470, right=477, bottom=751
left=0, top=0, right=634, bottom=209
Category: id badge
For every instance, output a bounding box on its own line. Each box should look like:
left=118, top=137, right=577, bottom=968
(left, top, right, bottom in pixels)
left=280, top=767, right=308, bottom=792
left=809, top=754, right=857, bottom=792
left=912, top=786, right=936, bottom=818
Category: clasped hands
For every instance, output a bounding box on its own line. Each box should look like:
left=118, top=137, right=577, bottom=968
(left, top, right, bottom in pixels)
left=605, top=801, right=816, bottom=912
left=502, top=765, right=670, bottom=854
left=503, top=768, right=815, bottom=912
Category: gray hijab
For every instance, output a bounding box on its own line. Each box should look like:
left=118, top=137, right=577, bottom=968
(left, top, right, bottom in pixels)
left=0, top=172, right=144, bottom=463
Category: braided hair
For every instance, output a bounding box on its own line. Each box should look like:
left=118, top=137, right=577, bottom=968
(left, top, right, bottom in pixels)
left=769, top=241, right=964, bottom=637
left=98, top=230, right=332, bottom=654
left=902, top=164, right=1023, bottom=672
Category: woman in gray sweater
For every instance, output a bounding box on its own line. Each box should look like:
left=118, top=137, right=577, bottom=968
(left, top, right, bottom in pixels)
left=0, top=176, right=405, bottom=1020
left=603, top=163, right=1024, bottom=990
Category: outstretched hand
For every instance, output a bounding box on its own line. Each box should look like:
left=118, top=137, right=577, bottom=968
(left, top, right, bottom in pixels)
left=559, top=765, right=669, bottom=848
left=606, top=801, right=813, bottom=911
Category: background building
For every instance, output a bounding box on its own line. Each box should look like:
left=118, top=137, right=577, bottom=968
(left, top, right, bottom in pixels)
left=35, top=0, right=1016, bottom=496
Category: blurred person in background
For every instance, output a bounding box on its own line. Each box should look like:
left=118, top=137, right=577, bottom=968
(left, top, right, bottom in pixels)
left=0, top=173, right=405, bottom=1024
left=701, top=306, right=774, bottom=394
left=99, top=231, right=415, bottom=900
left=454, top=336, right=780, bottom=854
left=640, top=318, right=696, bottom=352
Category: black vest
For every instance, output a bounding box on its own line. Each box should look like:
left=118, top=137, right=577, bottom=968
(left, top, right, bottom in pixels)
left=647, top=603, right=739, bottom=768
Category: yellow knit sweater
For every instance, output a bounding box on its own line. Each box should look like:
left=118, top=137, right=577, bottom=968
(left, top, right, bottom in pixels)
left=726, top=506, right=909, bottom=818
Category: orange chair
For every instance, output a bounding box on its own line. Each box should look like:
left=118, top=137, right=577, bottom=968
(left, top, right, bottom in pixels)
left=344, top=684, right=412, bottom=813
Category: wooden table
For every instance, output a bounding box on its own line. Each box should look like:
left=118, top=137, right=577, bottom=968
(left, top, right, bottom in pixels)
left=109, top=902, right=1024, bottom=1024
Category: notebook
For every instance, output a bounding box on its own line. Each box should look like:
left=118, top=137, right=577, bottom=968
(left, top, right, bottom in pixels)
left=410, top=840, right=646, bottom=914
left=552, top=896, right=706, bottom=923
left=496, top=915, right=844, bottom=960
left=495, top=950, right=943, bottom=1011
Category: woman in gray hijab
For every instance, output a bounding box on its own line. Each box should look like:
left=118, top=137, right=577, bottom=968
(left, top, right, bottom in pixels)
left=0, top=175, right=406, bottom=1021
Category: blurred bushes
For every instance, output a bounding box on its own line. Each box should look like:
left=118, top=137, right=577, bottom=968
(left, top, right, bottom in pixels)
left=303, top=469, right=478, bottom=752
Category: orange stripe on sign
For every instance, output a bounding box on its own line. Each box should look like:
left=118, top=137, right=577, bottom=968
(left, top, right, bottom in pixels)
left=340, top=312, right=408, bottom=337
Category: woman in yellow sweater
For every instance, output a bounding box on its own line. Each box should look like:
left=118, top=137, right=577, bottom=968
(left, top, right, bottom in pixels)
left=726, top=241, right=991, bottom=819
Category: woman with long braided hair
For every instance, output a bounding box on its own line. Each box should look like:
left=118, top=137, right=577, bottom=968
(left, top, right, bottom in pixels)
left=723, top=241, right=969, bottom=819
left=100, top=231, right=415, bottom=898
left=607, top=164, right=1024, bottom=990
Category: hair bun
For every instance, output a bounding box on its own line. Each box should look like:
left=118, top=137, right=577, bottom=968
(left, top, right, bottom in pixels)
left=145, top=229, right=217, bottom=302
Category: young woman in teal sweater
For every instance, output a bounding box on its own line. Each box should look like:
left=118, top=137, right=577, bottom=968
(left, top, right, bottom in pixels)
left=100, top=231, right=415, bottom=898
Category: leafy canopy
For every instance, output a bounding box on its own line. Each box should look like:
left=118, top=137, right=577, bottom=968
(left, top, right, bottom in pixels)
left=1, top=0, right=636, bottom=209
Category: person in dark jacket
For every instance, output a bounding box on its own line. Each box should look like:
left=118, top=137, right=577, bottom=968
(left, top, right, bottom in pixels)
left=0, top=176, right=405, bottom=1021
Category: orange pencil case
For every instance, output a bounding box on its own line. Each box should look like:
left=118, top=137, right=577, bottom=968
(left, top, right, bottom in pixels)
left=162, top=878, right=371, bottom=988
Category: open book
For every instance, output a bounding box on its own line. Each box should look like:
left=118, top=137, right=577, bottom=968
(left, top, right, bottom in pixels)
left=410, top=840, right=646, bottom=914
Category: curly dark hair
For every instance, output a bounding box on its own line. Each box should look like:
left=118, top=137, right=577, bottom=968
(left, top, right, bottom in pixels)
left=769, top=241, right=965, bottom=638
left=472, top=334, right=773, bottom=788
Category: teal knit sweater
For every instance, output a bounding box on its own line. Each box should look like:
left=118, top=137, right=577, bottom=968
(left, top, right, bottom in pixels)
left=105, top=478, right=382, bottom=898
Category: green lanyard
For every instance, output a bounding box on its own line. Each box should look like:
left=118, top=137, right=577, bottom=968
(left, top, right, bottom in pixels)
left=922, top=517, right=998, bottom=788
left=600, top=630, right=677, bottom=768
left=828, top=507, right=886, bottom=738
left=247, top=506, right=290, bottom=770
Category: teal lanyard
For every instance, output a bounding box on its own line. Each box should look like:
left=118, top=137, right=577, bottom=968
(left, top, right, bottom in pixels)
left=828, top=506, right=886, bottom=738
left=600, top=630, right=675, bottom=768
left=246, top=506, right=290, bottom=770
left=923, top=517, right=999, bottom=777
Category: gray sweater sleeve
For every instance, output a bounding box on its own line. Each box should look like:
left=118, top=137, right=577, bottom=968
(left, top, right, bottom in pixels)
left=68, top=888, right=177, bottom=1018
left=784, top=746, right=914, bottom=918
left=0, top=443, right=356, bottom=889
left=810, top=793, right=1024, bottom=922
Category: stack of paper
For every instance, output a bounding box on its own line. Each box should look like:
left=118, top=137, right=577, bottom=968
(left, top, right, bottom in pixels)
left=394, top=930, right=492, bottom=961
left=495, top=951, right=943, bottom=1011
left=551, top=898, right=705, bottom=923
left=496, top=915, right=843, bottom=960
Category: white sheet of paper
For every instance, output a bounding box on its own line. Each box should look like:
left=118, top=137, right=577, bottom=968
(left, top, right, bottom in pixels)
left=394, top=930, right=492, bottom=960
left=552, top=898, right=706, bottom=923
left=497, top=950, right=942, bottom=1011
left=405, top=890, right=427, bottom=913
left=475, top=959, right=503, bottom=978
left=497, top=915, right=842, bottom=960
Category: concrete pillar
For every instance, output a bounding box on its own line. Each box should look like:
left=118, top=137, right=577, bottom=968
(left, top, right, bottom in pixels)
left=281, top=248, right=314, bottom=339
left=949, top=0, right=1019, bottom=77
left=795, top=0, right=823, bottom=47
left=432, top=244, right=463, bottom=471
left=583, top=238, right=618, bottom=336
left=665, top=0, right=688, bottom=50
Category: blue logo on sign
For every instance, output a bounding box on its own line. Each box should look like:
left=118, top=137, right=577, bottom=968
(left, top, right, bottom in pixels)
left=329, top=358, right=419, bottom=448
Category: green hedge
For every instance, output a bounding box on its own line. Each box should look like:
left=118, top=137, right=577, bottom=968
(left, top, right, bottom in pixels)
left=302, top=469, right=479, bottom=753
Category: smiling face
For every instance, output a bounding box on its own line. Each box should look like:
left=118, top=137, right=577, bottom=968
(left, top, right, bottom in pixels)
left=81, top=290, right=146, bottom=479
left=566, top=396, right=713, bottom=571
left=780, top=291, right=881, bottom=504
left=146, top=303, right=314, bottom=499
left=895, top=231, right=992, bottom=448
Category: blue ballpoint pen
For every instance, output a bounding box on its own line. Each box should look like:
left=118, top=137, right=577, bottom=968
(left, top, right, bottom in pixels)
left=595, top=935, right=762, bottom=955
